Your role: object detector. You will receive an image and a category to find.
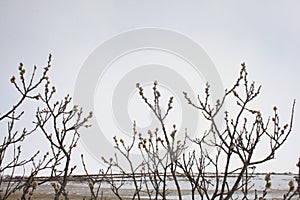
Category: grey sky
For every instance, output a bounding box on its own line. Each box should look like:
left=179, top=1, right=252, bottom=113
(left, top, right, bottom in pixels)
left=0, top=1, right=299, bottom=173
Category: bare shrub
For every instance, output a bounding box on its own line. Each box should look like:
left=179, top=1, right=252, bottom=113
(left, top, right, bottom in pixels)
left=0, top=55, right=92, bottom=200
left=97, top=63, right=295, bottom=200
left=0, top=56, right=51, bottom=199
left=34, top=69, right=92, bottom=200
left=0, top=56, right=296, bottom=200
left=182, top=63, right=295, bottom=199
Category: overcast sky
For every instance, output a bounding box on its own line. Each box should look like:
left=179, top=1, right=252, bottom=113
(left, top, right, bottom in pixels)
left=0, top=1, right=299, bottom=173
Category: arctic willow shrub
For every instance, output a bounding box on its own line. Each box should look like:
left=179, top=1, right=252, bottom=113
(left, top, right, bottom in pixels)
left=0, top=55, right=92, bottom=200
left=93, top=63, right=295, bottom=200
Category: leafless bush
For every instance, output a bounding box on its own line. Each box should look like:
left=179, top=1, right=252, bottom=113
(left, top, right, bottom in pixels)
left=34, top=71, right=92, bottom=200
left=0, top=55, right=92, bottom=200
left=0, top=56, right=296, bottom=200
left=0, top=56, right=51, bottom=199
left=182, top=63, right=295, bottom=200
left=96, top=63, right=295, bottom=200
left=81, top=154, right=109, bottom=200
left=96, top=80, right=189, bottom=200
left=19, top=151, right=54, bottom=200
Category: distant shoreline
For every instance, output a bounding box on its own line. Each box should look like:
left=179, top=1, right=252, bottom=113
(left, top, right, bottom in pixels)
left=2, top=172, right=298, bottom=183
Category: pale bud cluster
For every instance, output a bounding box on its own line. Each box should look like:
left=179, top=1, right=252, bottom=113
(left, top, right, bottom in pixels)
left=51, top=182, right=60, bottom=194
left=148, top=130, right=153, bottom=138
left=170, top=124, right=177, bottom=138
left=51, top=182, right=56, bottom=187
left=10, top=76, right=16, bottom=83
left=88, top=111, right=93, bottom=118
left=170, top=130, right=176, bottom=138
left=32, top=181, right=38, bottom=189
left=88, top=180, right=94, bottom=189
left=264, top=173, right=271, bottom=189
left=288, top=180, right=295, bottom=191
left=73, top=105, right=78, bottom=112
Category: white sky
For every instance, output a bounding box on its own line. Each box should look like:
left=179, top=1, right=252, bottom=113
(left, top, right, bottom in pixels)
left=0, top=1, right=299, bottom=173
